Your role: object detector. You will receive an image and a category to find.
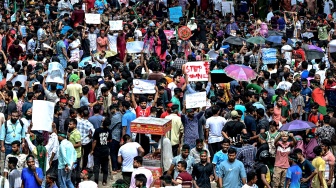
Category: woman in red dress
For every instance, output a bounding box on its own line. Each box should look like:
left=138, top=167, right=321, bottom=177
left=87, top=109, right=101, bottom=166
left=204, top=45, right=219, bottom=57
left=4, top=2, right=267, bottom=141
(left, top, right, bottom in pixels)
left=117, top=30, right=126, bottom=61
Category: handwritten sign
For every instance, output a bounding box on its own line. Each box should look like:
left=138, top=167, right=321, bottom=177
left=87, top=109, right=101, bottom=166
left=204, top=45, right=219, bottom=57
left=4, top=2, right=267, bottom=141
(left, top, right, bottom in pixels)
left=133, top=79, right=156, bottom=94
left=85, top=13, right=101, bottom=24
left=109, top=20, right=123, bottom=30
left=164, top=30, right=175, bottom=40
left=6, top=74, right=27, bottom=87
left=108, top=33, right=118, bottom=53
left=186, top=92, right=207, bottom=109
left=261, top=48, right=277, bottom=64
left=46, top=62, right=65, bottom=84
left=169, top=6, right=182, bottom=23
left=126, top=41, right=144, bottom=53
left=32, top=100, right=55, bottom=132
left=185, top=61, right=210, bottom=81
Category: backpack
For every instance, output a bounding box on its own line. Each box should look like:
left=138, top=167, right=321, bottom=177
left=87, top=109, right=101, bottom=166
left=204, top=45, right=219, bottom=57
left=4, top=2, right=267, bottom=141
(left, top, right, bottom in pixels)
left=4, top=120, right=25, bottom=139
left=266, top=131, right=280, bottom=157
left=254, top=162, right=271, bottom=185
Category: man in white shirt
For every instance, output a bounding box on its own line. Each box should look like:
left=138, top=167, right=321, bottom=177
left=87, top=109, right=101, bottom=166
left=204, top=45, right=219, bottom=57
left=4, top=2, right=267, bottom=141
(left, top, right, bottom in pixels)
left=118, top=134, right=145, bottom=186
left=281, top=36, right=293, bottom=64
left=187, top=17, right=197, bottom=31
left=130, top=156, right=153, bottom=188
left=88, top=26, right=97, bottom=53
left=167, top=75, right=180, bottom=97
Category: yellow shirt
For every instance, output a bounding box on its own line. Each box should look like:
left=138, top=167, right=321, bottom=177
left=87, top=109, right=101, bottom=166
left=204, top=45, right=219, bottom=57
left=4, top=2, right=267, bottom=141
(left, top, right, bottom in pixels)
left=312, top=156, right=327, bottom=188
left=65, top=83, right=83, bottom=108
left=69, top=129, right=82, bottom=158
left=165, top=114, right=183, bottom=146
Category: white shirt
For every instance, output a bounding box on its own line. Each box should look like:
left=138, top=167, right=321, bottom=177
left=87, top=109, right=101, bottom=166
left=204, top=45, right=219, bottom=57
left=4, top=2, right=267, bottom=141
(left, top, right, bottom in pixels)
left=69, top=40, right=80, bottom=58
left=158, top=137, right=173, bottom=172
left=118, top=142, right=141, bottom=172
left=167, top=82, right=177, bottom=97
left=45, top=132, right=59, bottom=161
left=281, top=44, right=293, bottom=64
left=205, top=116, right=227, bottom=144
left=267, top=11, right=274, bottom=22
left=329, top=39, right=336, bottom=53
left=276, top=81, right=292, bottom=91
left=95, top=56, right=107, bottom=76
left=78, top=180, right=98, bottom=188
left=130, top=167, right=153, bottom=188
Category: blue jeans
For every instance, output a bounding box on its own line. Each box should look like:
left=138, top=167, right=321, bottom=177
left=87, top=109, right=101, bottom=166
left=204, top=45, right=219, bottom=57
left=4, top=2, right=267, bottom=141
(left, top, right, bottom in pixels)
left=109, top=139, right=120, bottom=171
left=58, top=169, right=74, bottom=188
left=4, top=144, right=12, bottom=157
left=58, top=57, right=67, bottom=69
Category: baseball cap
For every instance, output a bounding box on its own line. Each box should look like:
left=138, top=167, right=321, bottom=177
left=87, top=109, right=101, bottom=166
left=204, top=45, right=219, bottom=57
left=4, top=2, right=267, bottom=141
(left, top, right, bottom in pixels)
left=231, top=110, right=239, bottom=117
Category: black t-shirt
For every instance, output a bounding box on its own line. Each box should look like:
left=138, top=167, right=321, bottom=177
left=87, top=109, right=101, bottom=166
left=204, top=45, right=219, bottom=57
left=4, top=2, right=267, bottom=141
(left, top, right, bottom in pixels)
left=222, top=120, right=246, bottom=140
left=49, top=5, right=58, bottom=20
left=53, top=116, right=60, bottom=132
left=256, top=143, right=269, bottom=161
left=93, top=127, right=112, bottom=157
left=255, top=162, right=268, bottom=188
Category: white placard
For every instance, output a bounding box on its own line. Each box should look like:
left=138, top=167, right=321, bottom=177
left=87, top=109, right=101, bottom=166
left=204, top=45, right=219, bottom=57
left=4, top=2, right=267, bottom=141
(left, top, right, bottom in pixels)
left=186, top=92, right=207, bottom=109
left=6, top=74, right=27, bottom=87
left=126, top=41, right=144, bottom=53
left=133, top=79, right=156, bottom=94
left=185, top=61, right=210, bottom=81
left=109, top=20, right=123, bottom=30
left=32, top=100, right=55, bottom=132
left=46, top=62, right=65, bottom=84
left=85, top=13, right=101, bottom=24
left=222, top=2, right=235, bottom=15
left=108, top=33, right=118, bottom=53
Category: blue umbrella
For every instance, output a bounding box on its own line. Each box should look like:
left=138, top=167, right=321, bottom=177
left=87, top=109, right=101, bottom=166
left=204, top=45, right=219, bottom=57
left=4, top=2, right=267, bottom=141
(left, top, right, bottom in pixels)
left=279, top=120, right=316, bottom=131
left=60, top=26, right=72, bottom=35
left=266, top=36, right=282, bottom=44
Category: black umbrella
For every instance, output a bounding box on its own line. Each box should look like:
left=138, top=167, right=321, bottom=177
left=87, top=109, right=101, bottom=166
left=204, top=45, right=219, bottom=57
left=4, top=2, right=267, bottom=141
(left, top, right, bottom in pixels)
left=305, top=50, right=325, bottom=60
left=268, top=30, right=285, bottom=37
left=211, top=70, right=234, bottom=83
left=223, top=36, right=246, bottom=46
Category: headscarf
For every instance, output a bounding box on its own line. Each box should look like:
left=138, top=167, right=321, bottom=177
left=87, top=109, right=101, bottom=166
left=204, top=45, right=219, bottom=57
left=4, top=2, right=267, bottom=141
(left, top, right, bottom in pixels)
left=69, top=74, right=80, bottom=83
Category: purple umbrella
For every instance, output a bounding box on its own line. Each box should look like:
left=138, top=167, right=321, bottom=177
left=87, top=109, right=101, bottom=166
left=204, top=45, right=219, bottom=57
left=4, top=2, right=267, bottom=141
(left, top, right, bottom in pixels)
left=279, top=120, right=316, bottom=131
left=224, top=64, right=257, bottom=81
left=308, top=45, right=323, bottom=52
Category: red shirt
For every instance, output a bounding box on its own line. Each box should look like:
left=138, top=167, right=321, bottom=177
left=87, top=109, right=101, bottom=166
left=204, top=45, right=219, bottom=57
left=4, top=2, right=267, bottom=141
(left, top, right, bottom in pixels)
left=176, top=171, right=192, bottom=188
left=71, top=9, right=85, bottom=26
left=88, top=89, right=96, bottom=103
left=135, top=106, right=151, bottom=118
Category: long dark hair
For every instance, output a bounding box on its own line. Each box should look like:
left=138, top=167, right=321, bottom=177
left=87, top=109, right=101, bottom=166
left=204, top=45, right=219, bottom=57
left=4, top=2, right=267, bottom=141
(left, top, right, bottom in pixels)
left=157, top=29, right=167, bottom=54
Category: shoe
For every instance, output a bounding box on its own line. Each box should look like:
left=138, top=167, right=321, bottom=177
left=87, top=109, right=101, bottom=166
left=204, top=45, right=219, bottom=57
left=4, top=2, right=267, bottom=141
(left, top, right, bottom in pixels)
left=102, top=182, right=107, bottom=186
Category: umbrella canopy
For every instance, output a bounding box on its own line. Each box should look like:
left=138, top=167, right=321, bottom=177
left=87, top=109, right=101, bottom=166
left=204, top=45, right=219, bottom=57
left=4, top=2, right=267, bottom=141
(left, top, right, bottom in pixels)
left=308, top=45, right=323, bottom=52
left=279, top=120, right=316, bottom=131
left=305, top=50, right=325, bottom=60
left=223, top=36, right=246, bottom=45
left=266, top=36, right=282, bottom=44
left=224, top=64, right=257, bottom=81
left=268, top=30, right=285, bottom=36
left=246, top=36, right=266, bottom=44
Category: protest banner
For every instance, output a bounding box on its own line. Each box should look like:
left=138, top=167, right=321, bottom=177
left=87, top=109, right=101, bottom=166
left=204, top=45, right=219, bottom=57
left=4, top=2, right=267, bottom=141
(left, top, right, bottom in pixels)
left=133, top=79, right=156, bottom=94
left=126, top=41, right=144, bottom=53
left=164, top=30, right=174, bottom=39
left=85, top=13, right=101, bottom=24
left=6, top=74, right=27, bottom=87
left=32, top=100, right=55, bottom=132
left=261, top=48, right=277, bottom=64
left=185, top=61, right=210, bottom=81
left=46, top=62, right=65, bottom=84
left=222, top=2, right=235, bottom=15
left=108, top=33, right=118, bottom=53
left=186, top=92, right=207, bottom=109
left=169, top=6, right=182, bottom=23
left=109, top=20, right=123, bottom=30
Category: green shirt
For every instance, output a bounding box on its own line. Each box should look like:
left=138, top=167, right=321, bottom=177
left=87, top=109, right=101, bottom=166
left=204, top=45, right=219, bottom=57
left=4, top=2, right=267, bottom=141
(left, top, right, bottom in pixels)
left=116, top=79, right=127, bottom=93
left=246, top=83, right=262, bottom=94
left=69, top=129, right=82, bottom=158
left=318, top=26, right=328, bottom=40
left=171, top=96, right=181, bottom=112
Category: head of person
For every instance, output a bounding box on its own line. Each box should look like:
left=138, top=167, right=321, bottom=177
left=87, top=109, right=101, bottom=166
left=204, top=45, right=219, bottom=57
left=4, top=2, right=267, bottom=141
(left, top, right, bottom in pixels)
left=68, top=118, right=77, bottom=131
left=133, top=156, right=143, bottom=168
left=269, top=120, right=278, bottom=132
left=246, top=171, right=258, bottom=184
left=11, top=110, right=19, bottom=124
left=160, top=175, right=173, bottom=186
left=293, top=148, right=304, bottom=161
left=177, top=160, right=187, bottom=172
left=199, top=150, right=208, bottom=163
left=311, top=103, right=319, bottom=114
left=276, top=96, right=283, bottom=107
left=11, top=140, right=20, bottom=154
left=186, top=108, right=195, bottom=118
left=46, top=173, right=57, bottom=185
left=181, top=144, right=190, bottom=158
left=228, top=147, right=237, bottom=162
left=231, top=110, right=240, bottom=120
left=221, top=138, right=230, bottom=153
left=26, top=154, right=36, bottom=170
left=122, top=134, right=131, bottom=143
left=57, top=131, right=67, bottom=141
left=195, top=139, right=204, bottom=151
left=320, top=139, right=331, bottom=154
left=8, top=157, right=18, bottom=170
left=313, top=145, right=323, bottom=156
left=138, top=96, right=147, bottom=109
left=280, top=131, right=289, bottom=142
left=288, top=152, right=298, bottom=165
left=122, top=101, right=131, bottom=112
left=135, top=173, right=147, bottom=187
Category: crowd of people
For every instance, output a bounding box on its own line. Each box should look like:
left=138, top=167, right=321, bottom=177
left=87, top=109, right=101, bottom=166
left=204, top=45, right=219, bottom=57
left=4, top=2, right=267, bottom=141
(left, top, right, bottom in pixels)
left=1, top=0, right=336, bottom=187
